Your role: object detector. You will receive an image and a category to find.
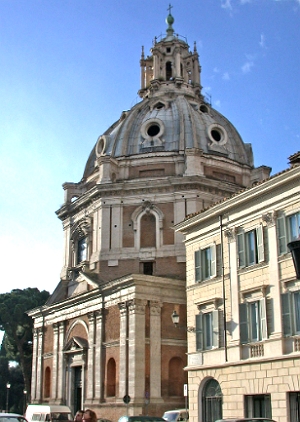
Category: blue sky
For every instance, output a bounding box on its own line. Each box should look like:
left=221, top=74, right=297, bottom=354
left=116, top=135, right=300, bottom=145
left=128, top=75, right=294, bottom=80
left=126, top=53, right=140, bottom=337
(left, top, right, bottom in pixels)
left=0, top=0, right=299, bottom=296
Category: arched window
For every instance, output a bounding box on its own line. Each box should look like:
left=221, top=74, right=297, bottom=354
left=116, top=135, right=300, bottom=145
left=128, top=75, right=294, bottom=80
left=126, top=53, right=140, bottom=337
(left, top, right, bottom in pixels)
left=44, top=366, right=51, bottom=398
left=166, top=61, right=172, bottom=80
left=168, top=357, right=185, bottom=396
left=106, top=358, right=116, bottom=397
left=70, top=217, right=92, bottom=267
left=140, top=213, right=156, bottom=247
left=201, top=378, right=222, bottom=422
left=131, top=202, right=164, bottom=250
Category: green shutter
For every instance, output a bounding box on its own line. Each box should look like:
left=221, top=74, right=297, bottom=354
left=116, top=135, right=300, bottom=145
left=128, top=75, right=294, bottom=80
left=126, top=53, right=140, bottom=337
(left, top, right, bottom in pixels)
left=195, top=250, right=201, bottom=282
left=211, top=243, right=217, bottom=278
left=212, top=310, right=219, bottom=348
left=281, top=293, right=292, bottom=335
left=256, top=225, right=264, bottom=263
left=277, top=215, right=287, bottom=254
left=237, top=232, right=245, bottom=268
left=239, top=303, right=248, bottom=344
left=260, top=297, right=267, bottom=340
left=195, top=314, right=203, bottom=351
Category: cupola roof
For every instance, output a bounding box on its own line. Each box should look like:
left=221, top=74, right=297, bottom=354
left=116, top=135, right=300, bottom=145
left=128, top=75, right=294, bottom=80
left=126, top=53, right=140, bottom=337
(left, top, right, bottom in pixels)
left=68, top=8, right=266, bottom=191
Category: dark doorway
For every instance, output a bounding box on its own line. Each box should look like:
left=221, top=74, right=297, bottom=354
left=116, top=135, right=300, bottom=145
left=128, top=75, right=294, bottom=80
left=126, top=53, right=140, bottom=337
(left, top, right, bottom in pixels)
left=74, top=367, right=82, bottom=413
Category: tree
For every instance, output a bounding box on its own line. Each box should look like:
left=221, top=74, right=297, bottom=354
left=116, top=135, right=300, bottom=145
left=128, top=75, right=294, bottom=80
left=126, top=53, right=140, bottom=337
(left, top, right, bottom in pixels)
left=0, top=340, right=9, bottom=411
left=0, top=288, right=50, bottom=399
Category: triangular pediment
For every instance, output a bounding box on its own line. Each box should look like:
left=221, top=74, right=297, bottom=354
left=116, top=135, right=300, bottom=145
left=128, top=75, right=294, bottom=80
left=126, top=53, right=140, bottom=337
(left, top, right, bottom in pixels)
left=67, top=270, right=99, bottom=297
left=63, top=336, right=88, bottom=353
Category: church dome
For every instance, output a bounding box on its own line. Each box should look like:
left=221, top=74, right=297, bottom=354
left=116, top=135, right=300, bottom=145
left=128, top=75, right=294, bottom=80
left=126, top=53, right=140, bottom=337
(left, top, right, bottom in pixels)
left=83, top=94, right=253, bottom=180
left=82, top=13, right=253, bottom=183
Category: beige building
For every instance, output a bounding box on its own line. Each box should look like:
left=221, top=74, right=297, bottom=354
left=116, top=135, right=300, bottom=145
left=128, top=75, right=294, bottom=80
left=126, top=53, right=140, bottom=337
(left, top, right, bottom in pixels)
left=175, top=153, right=300, bottom=422
left=28, top=11, right=270, bottom=422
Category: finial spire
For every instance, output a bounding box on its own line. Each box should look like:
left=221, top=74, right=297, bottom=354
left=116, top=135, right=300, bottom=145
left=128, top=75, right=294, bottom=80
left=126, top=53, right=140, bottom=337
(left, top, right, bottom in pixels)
left=166, top=4, right=175, bottom=38
left=167, top=3, right=173, bottom=15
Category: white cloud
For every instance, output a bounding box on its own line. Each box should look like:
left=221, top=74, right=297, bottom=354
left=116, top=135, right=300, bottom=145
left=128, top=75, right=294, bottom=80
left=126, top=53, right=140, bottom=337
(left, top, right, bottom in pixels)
left=222, top=72, right=230, bottom=80
left=241, top=61, right=254, bottom=73
left=221, top=0, right=233, bottom=10
left=215, top=99, right=221, bottom=108
left=259, top=33, right=266, bottom=48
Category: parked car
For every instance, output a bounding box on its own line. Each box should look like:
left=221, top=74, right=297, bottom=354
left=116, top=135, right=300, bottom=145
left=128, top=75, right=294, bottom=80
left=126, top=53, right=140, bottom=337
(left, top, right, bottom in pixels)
left=162, top=410, right=189, bottom=422
left=0, top=414, right=28, bottom=422
left=25, top=405, right=73, bottom=422
left=118, top=417, right=166, bottom=422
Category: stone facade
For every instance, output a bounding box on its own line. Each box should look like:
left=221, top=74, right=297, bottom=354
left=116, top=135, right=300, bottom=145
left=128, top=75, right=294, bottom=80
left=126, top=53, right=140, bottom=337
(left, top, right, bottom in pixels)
left=28, top=11, right=271, bottom=422
left=176, top=157, right=300, bottom=422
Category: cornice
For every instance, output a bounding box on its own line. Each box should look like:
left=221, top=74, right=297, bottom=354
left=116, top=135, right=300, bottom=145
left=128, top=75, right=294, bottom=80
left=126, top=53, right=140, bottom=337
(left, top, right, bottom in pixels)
left=56, top=176, right=242, bottom=221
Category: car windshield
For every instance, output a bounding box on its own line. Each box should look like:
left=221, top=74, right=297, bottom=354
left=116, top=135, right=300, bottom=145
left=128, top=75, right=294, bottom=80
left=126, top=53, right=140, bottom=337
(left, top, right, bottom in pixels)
left=0, top=418, right=27, bottom=422
left=163, top=413, right=179, bottom=422
left=50, top=414, right=72, bottom=422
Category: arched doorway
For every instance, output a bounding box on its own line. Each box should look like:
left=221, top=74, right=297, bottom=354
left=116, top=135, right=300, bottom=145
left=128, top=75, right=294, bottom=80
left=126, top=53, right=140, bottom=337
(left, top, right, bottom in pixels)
left=201, top=378, right=222, bottom=422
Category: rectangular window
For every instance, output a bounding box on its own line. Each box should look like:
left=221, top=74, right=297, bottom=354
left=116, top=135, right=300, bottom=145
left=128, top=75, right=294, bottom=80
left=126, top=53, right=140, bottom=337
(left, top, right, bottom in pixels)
left=195, top=310, right=219, bottom=351
left=194, top=244, right=216, bottom=282
left=239, top=298, right=267, bottom=344
left=143, top=262, right=153, bottom=275
left=77, top=237, right=87, bottom=264
left=289, top=392, right=300, bottom=422
left=277, top=211, right=300, bottom=255
left=245, top=394, right=272, bottom=419
left=237, top=226, right=264, bottom=268
left=282, top=290, right=300, bottom=335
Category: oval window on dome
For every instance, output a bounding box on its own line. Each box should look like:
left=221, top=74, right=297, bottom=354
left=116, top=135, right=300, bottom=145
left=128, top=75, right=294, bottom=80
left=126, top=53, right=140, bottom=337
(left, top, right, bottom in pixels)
left=96, top=135, right=107, bottom=157
left=207, top=124, right=228, bottom=146
left=147, top=124, right=160, bottom=137
left=211, top=129, right=222, bottom=142
left=200, top=104, right=209, bottom=113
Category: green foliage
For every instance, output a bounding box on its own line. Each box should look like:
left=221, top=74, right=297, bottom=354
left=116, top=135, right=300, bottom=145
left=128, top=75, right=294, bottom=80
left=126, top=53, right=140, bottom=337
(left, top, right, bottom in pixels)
left=0, top=288, right=50, bottom=401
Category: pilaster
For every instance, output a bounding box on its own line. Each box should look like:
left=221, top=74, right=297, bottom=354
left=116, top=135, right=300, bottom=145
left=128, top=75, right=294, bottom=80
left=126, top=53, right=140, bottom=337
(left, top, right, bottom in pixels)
left=118, top=302, right=128, bottom=398
left=57, top=321, right=65, bottom=403
left=36, top=327, right=44, bottom=401
left=31, top=327, right=39, bottom=402
left=86, top=312, right=96, bottom=401
left=94, top=309, right=103, bottom=400
left=51, top=323, right=59, bottom=400
left=262, top=211, right=283, bottom=338
left=128, top=299, right=147, bottom=399
left=149, top=301, right=163, bottom=400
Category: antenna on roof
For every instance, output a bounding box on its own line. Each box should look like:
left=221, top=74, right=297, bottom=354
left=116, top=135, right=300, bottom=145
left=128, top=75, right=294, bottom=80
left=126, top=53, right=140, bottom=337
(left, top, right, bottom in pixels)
left=204, top=92, right=212, bottom=106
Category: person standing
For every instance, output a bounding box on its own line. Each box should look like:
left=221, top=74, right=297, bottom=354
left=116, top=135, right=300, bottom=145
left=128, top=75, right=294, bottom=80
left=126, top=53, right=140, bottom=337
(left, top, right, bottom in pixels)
left=74, top=411, right=84, bottom=422
left=82, top=409, right=97, bottom=422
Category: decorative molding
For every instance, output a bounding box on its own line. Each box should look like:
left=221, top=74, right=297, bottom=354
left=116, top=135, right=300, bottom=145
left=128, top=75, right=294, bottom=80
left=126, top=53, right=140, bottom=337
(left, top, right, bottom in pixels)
left=224, top=227, right=237, bottom=242
left=262, top=211, right=277, bottom=226
left=127, top=298, right=147, bottom=314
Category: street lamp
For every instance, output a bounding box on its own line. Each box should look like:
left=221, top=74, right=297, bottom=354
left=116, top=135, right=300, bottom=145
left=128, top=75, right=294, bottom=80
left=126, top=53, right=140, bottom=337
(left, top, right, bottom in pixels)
left=6, top=383, right=11, bottom=413
left=23, top=390, right=27, bottom=414
left=288, top=240, right=300, bottom=279
left=171, top=310, right=195, bottom=332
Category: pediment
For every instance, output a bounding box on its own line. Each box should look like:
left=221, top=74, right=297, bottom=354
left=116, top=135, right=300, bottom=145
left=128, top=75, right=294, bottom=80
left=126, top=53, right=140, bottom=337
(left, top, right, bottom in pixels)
left=63, top=336, right=88, bottom=353
left=67, top=270, right=99, bottom=297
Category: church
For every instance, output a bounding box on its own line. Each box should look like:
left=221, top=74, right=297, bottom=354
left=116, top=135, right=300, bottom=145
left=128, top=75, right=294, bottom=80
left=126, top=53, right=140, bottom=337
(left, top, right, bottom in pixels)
left=28, top=9, right=270, bottom=422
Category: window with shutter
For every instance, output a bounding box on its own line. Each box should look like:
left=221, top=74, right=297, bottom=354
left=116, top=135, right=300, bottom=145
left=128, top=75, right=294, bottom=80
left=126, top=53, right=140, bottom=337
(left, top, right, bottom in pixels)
left=195, top=311, right=219, bottom=351
left=194, top=244, right=217, bottom=282
left=237, top=227, right=265, bottom=268
left=282, top=290, right=300, bottom=336
left=277, top=212, right=300, bottom=255
left=239, top=300, right=268, bottom=344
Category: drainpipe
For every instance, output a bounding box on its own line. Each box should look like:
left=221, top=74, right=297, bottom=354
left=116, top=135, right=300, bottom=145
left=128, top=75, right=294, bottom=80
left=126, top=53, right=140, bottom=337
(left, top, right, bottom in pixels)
left=219, top=215, right=228, bottom=362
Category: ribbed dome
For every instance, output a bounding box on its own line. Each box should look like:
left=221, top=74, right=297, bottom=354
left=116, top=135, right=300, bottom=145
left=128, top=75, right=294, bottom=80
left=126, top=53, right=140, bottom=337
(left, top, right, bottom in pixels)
left=83, top=94, right=253, bottom=180
left=81, top=12, right=255, bottom=184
